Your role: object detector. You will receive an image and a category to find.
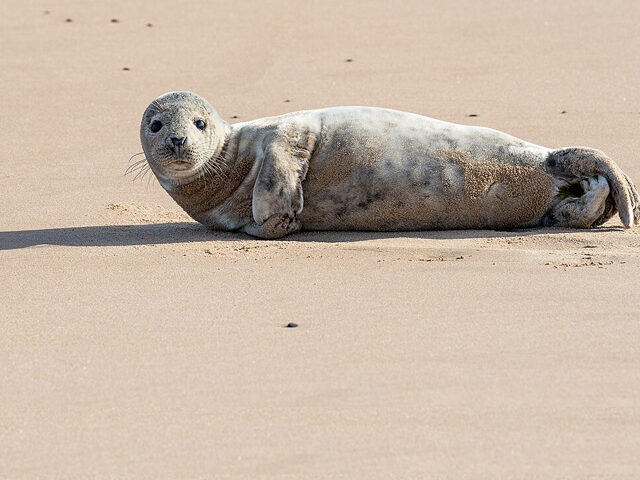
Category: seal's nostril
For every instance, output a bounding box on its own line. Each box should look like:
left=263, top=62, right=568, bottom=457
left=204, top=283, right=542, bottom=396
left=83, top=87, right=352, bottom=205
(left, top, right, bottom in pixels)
left=171, top=137, right=187, bottom=147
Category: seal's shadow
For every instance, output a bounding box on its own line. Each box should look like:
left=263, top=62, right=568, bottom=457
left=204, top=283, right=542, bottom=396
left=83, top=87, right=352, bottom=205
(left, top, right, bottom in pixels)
left=0, top=222, right=624, bottom=250
left=0, top=223, right=220, bottom=250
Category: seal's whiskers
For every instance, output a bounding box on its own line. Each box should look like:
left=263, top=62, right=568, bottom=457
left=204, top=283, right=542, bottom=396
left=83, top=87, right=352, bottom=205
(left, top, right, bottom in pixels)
left=132, top=164, right=151, bottom=182
left=125, top=158, right=149, bottom=176
left=128, top=151, right=146, bottom=164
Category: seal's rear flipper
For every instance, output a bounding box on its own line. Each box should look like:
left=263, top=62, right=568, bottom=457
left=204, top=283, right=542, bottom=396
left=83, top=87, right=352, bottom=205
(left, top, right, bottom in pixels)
left=544, top=147, right=637, bottom=228
left=543, top=175, right=616, bottom=228
left=624, top=172, right=640, bottom=225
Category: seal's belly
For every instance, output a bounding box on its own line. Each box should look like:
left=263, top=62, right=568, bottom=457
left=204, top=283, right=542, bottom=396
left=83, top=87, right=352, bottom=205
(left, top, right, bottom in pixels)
left=301, top=160, right=555, bottom=230
left=298, top=114, right=555, bottom=230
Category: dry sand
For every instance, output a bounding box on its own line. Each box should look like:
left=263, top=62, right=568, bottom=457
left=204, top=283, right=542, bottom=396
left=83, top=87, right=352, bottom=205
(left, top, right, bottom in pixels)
left=1, top=0, right=639, bottom=478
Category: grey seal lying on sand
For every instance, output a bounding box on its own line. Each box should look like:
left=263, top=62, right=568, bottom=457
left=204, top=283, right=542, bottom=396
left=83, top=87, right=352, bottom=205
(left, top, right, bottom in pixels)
left=138, top=91, right=638, bottom=239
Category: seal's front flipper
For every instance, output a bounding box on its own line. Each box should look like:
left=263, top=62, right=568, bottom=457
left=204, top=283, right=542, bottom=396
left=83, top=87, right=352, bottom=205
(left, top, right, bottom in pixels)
left=242, top=214, right=301, bottom=239
left=251, top=130, right=314, bottom=226
left=544, top=147, right=636, bottom=227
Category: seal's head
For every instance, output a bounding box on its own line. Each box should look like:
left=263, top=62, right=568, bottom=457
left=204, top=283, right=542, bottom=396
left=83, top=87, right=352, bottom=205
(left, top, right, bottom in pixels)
left=140, top=91, right=228, bottom=186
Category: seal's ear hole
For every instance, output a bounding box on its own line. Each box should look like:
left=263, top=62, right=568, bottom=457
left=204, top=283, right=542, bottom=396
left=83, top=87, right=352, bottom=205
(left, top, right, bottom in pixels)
left=195, top=119, right=206, bottom=130
left=150, top=120, right=163, bottom=133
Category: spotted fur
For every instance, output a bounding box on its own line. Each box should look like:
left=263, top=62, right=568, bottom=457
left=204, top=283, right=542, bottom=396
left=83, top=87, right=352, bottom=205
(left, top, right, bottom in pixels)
left=140, top=91, right=639, bottom=238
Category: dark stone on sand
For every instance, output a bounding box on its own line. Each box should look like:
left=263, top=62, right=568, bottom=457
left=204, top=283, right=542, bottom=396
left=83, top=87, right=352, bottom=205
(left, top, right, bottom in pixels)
left=345, top=58, right=353, bottom=62
left=286, top=322, right=298, bottom=328
left=122, top=67, right=130, bottom=71
left=111, top=18, right=119, bottom=23
left=467, top=113, right=478, bottom=117
left=560, top=110, right=567, bottom=114
left=65, top=18, right=72, bottom=22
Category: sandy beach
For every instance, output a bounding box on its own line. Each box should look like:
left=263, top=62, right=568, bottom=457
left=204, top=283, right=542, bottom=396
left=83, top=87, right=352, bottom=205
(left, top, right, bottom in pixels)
left=1, top=0, right=639, bottom=478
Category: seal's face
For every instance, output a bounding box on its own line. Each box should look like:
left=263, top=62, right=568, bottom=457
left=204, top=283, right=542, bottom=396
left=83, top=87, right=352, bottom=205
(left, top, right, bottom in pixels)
left=140, top=91, right=227, bottom=185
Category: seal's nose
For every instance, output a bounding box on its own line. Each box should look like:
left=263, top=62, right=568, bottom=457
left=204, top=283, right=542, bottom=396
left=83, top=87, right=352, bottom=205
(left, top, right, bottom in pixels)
left=171, top=137, right=187, bottom=147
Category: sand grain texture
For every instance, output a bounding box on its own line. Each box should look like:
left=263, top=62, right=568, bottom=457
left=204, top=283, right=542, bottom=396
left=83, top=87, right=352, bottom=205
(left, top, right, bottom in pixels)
left=1, top=1, right=639, bottom=478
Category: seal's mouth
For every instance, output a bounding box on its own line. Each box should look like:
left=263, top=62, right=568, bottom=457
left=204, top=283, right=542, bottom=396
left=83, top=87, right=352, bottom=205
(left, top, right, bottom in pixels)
left=168, top=160, right=194, bottom=171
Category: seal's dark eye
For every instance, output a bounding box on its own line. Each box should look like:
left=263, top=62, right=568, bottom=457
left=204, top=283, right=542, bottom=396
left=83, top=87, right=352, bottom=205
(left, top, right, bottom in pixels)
left=150, top=121, right=162, bottom=133
left=195, top=119, right=206, bottom=130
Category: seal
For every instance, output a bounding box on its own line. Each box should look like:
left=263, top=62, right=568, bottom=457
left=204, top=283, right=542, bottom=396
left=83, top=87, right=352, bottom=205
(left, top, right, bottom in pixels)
left=139, top=91, right=639, bottom=239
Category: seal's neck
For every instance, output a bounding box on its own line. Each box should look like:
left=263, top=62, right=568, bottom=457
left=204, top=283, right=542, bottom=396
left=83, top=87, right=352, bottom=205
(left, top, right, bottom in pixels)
left=163, top=125, right=252, bottom=215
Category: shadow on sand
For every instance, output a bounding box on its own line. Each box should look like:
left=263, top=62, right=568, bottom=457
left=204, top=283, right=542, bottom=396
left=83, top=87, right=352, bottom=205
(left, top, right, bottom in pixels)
left=0, top=222, right=624, bottom=251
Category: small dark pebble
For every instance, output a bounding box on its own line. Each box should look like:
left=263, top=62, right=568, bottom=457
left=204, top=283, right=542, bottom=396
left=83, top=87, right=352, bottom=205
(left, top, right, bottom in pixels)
left=583, top=245, right=598, bottom=249
left=286, top=322, right=298, bottom=328
left=560, top=110, right=567, bottom=114
left=65, top=18, right=72, bottom=22
left=345, top=58, right=353, bottom=62
left=111, top=18, right=119, bottom=23
left=284, top=99, right=291, bottom=103
left=231, top=115, right=239, bottom=119
left=122, top=67, right=130, bottom=71
left=146, top=23, right=153, bottom=27
left=467, top=113, right=478, bottom=117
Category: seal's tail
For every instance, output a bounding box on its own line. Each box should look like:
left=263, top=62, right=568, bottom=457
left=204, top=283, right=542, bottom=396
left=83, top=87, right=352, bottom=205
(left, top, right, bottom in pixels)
left=545, top=147, right=637, bottom=228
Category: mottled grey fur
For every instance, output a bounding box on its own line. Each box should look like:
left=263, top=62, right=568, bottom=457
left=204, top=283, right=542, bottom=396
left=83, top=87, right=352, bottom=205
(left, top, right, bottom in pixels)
left=140, top=91, right=639, bottom=239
